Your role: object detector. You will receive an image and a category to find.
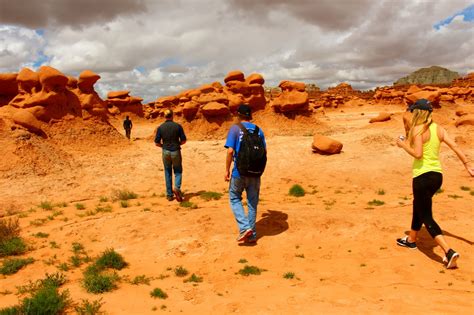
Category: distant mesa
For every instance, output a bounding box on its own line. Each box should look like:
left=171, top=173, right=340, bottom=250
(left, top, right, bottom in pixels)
left=394, top=66, right=459, bottom=86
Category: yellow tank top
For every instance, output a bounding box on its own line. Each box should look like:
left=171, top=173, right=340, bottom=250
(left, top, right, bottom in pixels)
left=412, top=123, right=443, bottom=178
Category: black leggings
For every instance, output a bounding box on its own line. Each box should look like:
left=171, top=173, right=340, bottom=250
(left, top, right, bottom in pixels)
left=412, top=172, right=443, bottom=238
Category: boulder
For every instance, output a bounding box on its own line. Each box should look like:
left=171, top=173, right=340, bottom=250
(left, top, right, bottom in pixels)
left=38, top=66, right=68, bottom=91
left=224, top=70, right=245, bottom=83
left=16, top=68, right=39, bottom=93
left=78, top=70, right=100, bottom=92
left=405, top=90, right=440, bottom=105
left=197, top=92, right=228, bottom=104
left=0, top=73, right=18, bottom=95
left=279, top=80, right=306, bottom=92
left=369, top=112, right=392, bottom=123
left=182, top=101, right=200, bottom=119
left=245, top=73, right=265, bottom=85
left=312, top=134, right=343, bottom=155
left=12, top=109, right=44, bottom=135
left=271, top=90, right=309, bottom=112
left=108, top=90, right=130, bottom=99
left=201, top=102, right=230, bottom=117
left=440, top=94, right=454, bottom=102
left=199, top=84, right=215, bottom=94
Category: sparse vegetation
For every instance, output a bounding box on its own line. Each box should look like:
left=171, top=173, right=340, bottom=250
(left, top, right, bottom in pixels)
left=75, top=203, right=86, bottom=210
left=99, top=196, right=108, bottom=203
left=120, top=200, right=129, bottom=208
left=238, top=265, right=265, bottom=276
left=33, top=232, right=49, bottom=238
left=38, top=201, right=54, bottom=210
left=57, top=263, right=69, bottom=272
left=56, top=202, right=68, bottom=208
left=95, top=204, right=112, bottom=213
left=130, top=275, right=152, bottom=286
left=283, top=272, right=295, bottom=279
left=112, top=189, right=138, bottom=201
left=0, top=257, right=34, bottom=275
left=82, top=249, right=127, bottom=294
left=0, top=218, right=26, bottom=258
left=30, top=218, right=48, bottom=226
left=200, top=191, right=223, bottom=201
left=50, top=241, right=60, bottom=249
left=150, top=288, right=168, bottom=299
left=448, top=194, right=462, bottom=199
left=179, top=201, right=197, bottom=209
left=174, top=265, right=189, bottom=277
left=460, top=186, right=470, bottom=191
left=289, top=184, right=305, bottom=197
left=184, top=274, right=203, bottom=283
left=95, top=249, right=127, bottom=270
left=436, top=188, right=444, bottom=194
left=471, top=191, right=474, bottom=196
left=72, top=242, right=85, bottom=254
left=238, top=258, right=248, bottom=264
left=75, top=299, right=105, bottom=315
left=295, top=254, right=305, bottom=258
left=368, top=199, right=385, bottom=206
left=377, top=189, right=386, bottom=195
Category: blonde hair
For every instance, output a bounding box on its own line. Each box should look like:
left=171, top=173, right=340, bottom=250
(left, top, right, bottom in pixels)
left=408, top=109, right=433, bottom=145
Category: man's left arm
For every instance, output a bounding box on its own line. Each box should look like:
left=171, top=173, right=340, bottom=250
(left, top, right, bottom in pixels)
left=155, top=127, right=162, bottom=147
left=179, top=126, right=187, bottom=145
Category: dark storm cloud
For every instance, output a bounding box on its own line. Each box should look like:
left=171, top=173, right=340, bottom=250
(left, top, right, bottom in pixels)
left=0, top=0, right=147, bottom=29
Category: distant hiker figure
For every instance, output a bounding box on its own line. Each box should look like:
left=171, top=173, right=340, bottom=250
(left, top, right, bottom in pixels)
left=396, top=99, right=474, bottom=269
left=155, top=109, right=187, bottom=202
left=225, top=104, right=267, bottom=244
left=123, top=116, right=133, bottom=139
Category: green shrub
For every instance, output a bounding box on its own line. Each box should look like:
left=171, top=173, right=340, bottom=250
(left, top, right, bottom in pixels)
left=20, top=284, right=70, bottom=314
left=150, top=288, right=168, bottom=299
left=38, top=201, right=54, bottom=210
left=95, top=205, right=112, bottom=213
left=436, top=188, right=444, bottom=194
left=0, top=258, right=34, bottom=275
left=200, top=191, right=223, bottom=201
left=83, top=270, right=119, bottom=294
left=367, top=199, right=385, bottom=206
left=99, top=196, right=108, bottom=203
left=238, top=258, right=248, bottom=264
left=184, top=274, right=203, bottom=283
left=112, top=189, right=138, bottom=201
left=0, top=218, right=20, bottom=242
left=75, top=203, right=86, bottom=210
left=238, top=265, right=265, bottom=276
left=75, top=299, right=104, bottom=315
left=130, top=275, right=151, bottom=285
left=55, top=202, right=68, bottom=208
left=0, top=237, right=27, bottom=257
left=120, top=200, right=129, bottom=208
left=95, top=249, right=127, bottom=270
left=283, top=272, right=295, bottom=279
left=289, top=185, right=305, bottom=197
left=376, top=189, right=386, bottom=195
left=448, top=194, right=462, bottom=199
left=460, top=186, right=470, bottom=191
left=179, top=201, right=197, bottom=209
left=32, top=232, right=49, bottom=238
left=174, top=266, right=189, bottom=277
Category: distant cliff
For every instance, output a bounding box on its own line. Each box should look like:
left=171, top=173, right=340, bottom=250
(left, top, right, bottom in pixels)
left=394, top=66, right=460, bottom=86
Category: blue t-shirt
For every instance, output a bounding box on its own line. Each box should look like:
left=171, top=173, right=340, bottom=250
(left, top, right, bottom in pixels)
left=224, top=122, right=266, bottom=178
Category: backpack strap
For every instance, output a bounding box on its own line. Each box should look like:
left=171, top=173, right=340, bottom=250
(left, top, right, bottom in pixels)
left=237, top=123, right=249, bottom=136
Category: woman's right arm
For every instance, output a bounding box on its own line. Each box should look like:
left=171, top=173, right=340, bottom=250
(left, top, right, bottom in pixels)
left=440, top=127, right=474, bottom=176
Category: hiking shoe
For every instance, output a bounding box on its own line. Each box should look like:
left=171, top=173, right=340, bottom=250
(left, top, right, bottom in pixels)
left=443, top=249, right=459, bottom=269
left=396, top=236, right=417, bottom=249
left=173, top=189, right=183, bottom=202
left=245, top=237, right=257, bottom=244
left=237, top=229, right=253, bottom=242
left=166, top=196, right=174, bottom=201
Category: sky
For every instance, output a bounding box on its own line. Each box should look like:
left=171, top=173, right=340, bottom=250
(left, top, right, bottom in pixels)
left=0, top=0, right=473, bottom=103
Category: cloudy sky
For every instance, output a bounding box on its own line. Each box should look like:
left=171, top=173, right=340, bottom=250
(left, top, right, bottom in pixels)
left=0, top=0, right=473, bottom=102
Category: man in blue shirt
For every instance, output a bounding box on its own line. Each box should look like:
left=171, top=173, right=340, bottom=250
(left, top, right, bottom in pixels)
left=155, top=109, right=187, bottom=201
left=225, top=104, right=266, bottom=244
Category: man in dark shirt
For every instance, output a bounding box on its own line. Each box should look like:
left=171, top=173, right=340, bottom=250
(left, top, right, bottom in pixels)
left=123, top=116, right=133, bottom=139
left=155, top=109, right=187, bottom=201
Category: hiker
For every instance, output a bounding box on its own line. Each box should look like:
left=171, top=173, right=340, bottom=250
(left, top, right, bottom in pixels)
left=396, top=99, right=474, bottom=269
left=154, top=109, right=187, bottom=202
left=123, top=116, right=133, bottom=139
left=224, top=104, right=267, bottom=244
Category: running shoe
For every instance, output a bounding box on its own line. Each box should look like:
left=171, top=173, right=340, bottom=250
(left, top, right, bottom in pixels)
left=443, top=249, right=459, bottom=269
left=396, top=236, right=417, bottom=249
left=173, top=188, right=183, bottom=202
left=237, top=229, right=253, bottom=242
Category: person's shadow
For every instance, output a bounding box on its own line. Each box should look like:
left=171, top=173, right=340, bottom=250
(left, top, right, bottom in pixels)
left=256, top=210, right=289, bottom=240
left=405, top=228, right=473, bottom=264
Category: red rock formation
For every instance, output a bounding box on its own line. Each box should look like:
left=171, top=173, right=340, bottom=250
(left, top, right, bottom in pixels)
left=271, top=80, right=309, bottom=112
left=369, top=112, right=392, bottom=123
left=0, top=73, right=18, bottom=106
left=106, top=90, right=144, bottom=116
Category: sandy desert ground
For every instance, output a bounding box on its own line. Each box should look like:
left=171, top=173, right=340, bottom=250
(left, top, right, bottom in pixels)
left=0, top=104, right=473, bottom=314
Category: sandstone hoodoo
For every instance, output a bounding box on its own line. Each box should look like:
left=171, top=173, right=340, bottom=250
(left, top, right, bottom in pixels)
left=146, top=70, right=266, bottom=120
left=312, top=134, right=343, bottom=155
left=0, top=73, right=18, bottom=105
left=106, top=90, right=144, bottom=116
left=271, top=80, right=309, bottom=112
left=369, top=112, right=392, bottom=123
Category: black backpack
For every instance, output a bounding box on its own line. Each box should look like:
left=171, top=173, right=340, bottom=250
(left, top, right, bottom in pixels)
left=236, top=123, right=267, bottom=177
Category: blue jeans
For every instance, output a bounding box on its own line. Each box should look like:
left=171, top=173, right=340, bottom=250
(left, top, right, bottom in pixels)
left=162, top=149, right=182, bottom=197
left=229, top=176, right=261, bottom=240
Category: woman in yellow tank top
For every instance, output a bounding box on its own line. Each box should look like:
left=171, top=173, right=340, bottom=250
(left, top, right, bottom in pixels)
left=396, top=99, right=474, bottom=269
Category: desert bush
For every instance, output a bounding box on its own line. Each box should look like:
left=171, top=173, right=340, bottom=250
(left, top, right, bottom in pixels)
left=0, top=258, right=34, bottom=275
left=150, top=288, right=168, bottom=299
left=75, top=299, right=105, bottom=315
left=112, top=189, right=138, bottom=201
left=179, top=201, right=197, bottom=209
left=82, top=249, right=127, bottom=294
left=130, top=275, right=151, bottom=285
left=199, top=191, right=223, bottom=201
left=283, top=272, right=295, bottom=279
left=120, top=200, right=129, bottom=208
left=238, top=265, right=265, bottom=276
left=0, top=218, right=20, bottom=242
left=32, top=232, right=49, bottom=238
left=75, top=203, right=86, bottom=210
left=0, top=238, right=27, bottom=258
left=174, top=266, right=189, bottom=277
left=38, top=201, right=54, bottom=211
left=289, top=185, right=305, bottom=197
left=367, top=199, right=385, bottom=206
left=184, top=274, right=203, bottom=283
left=95, top=249, right=127, bottom=270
